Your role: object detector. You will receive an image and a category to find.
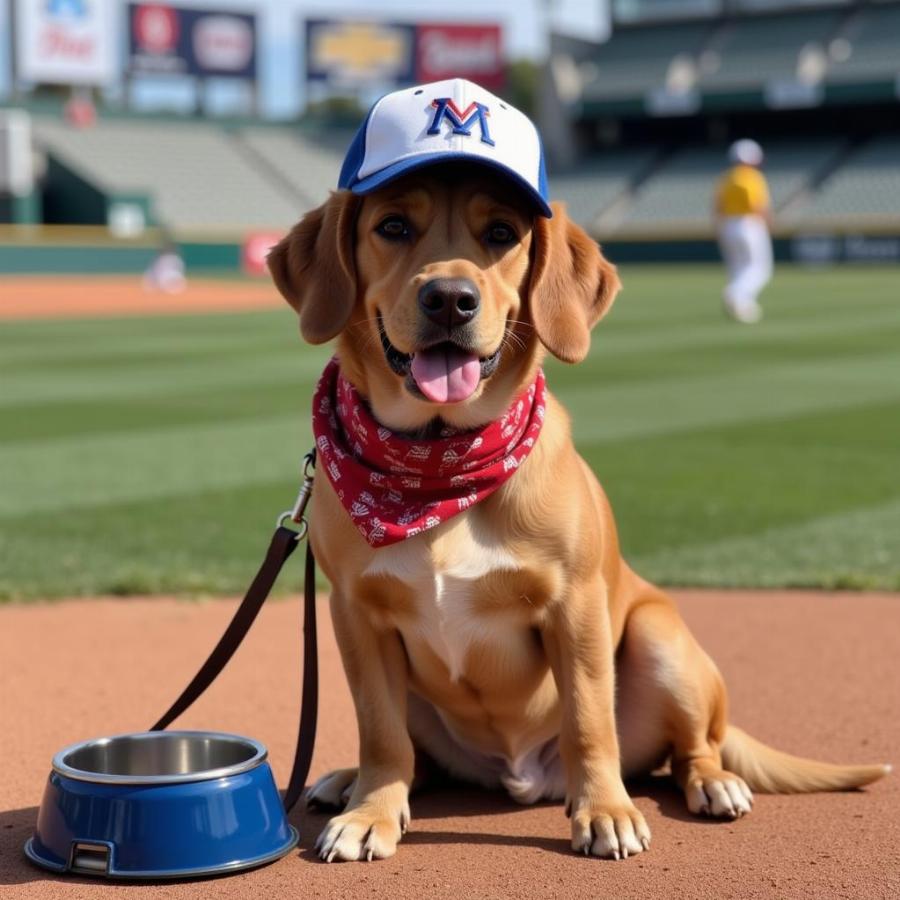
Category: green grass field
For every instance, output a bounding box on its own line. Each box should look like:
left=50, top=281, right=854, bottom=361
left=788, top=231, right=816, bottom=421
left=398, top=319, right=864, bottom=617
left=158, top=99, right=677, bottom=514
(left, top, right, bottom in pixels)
left=2, top=264, right=899, bottom=600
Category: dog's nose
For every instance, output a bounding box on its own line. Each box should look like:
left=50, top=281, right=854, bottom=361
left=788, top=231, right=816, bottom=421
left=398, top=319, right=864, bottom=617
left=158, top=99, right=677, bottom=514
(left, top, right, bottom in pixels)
left=418, top=278, right=480, bottom=329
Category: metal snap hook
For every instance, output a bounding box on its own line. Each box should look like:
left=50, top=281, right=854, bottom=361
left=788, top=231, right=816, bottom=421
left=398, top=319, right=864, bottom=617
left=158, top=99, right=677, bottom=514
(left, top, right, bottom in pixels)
left=276, top=449, right=316, bottom=540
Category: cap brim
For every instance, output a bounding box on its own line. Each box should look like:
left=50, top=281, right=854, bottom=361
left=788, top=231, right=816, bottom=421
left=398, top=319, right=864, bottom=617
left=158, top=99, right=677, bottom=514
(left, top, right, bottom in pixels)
left=349, top=153, right=553, bottom=218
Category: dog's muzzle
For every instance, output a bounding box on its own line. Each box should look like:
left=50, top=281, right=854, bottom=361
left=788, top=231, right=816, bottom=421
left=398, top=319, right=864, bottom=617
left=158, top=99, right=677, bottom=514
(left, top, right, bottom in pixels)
left=377, top=316, right=502, bottom=405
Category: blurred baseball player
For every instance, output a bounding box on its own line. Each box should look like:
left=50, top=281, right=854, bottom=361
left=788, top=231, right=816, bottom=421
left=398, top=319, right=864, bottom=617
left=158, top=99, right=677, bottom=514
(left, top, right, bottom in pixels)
left=143, top=241, right=187, bottom=295
left=714, top=139, right=772, bottom=323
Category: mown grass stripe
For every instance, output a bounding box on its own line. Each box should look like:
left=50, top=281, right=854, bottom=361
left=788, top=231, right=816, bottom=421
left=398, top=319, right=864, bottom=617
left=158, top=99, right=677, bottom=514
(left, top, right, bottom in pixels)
left=567, top=309, right=900, bottom=366
left=0, top=307, right=286, bottom=341
left=564, top=351, right=900, bottom=444
left=589, top=398, right=900, bottom=559
left=0, top=415, right=312, bottom=518
left=0, top=332, right=297, bottom=372
left=603, top=264, right=898, bottom=314
left=631, top=497, right=900, bottom=591
left=0, top=380, right=312, bottom=443
left=0, top=348, right=331, bottom=407
left=0, top=308, right=300, bottom=369
left=0, top=479, right=309, bottom=601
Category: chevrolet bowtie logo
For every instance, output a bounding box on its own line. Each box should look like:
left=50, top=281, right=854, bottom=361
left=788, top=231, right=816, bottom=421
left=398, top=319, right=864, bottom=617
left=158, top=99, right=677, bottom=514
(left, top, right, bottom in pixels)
left=313, top=23, right=409, bottom=76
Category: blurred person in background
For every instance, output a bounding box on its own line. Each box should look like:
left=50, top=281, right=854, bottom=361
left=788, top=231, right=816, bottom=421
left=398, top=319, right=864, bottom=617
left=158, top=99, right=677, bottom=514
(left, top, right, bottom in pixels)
left=714, top=139, right=773, bottom=324
left=143, top=239, right=187, bottom=295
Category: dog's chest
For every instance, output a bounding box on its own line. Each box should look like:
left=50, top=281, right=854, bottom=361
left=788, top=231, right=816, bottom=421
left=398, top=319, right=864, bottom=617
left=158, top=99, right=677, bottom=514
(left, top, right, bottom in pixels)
left=363, top=519, right=522, bottom=681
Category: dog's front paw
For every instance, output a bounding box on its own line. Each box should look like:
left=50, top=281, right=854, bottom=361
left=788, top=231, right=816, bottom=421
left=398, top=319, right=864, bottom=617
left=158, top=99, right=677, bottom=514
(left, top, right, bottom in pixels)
left=315, top=796, right=411, bottom=862
left=685, top=771, right=753, bottom=819
left=569, top=797, right=651, bottom=860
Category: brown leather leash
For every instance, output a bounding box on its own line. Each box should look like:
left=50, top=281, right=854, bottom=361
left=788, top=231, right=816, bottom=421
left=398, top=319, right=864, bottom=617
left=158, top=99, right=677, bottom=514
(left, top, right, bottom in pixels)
left=150, top=450, right=318, bottom=813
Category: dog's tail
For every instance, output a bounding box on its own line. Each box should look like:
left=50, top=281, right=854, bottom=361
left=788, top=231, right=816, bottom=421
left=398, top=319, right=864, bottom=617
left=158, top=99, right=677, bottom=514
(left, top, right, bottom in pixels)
left=721, top=725, right=891, bottom=794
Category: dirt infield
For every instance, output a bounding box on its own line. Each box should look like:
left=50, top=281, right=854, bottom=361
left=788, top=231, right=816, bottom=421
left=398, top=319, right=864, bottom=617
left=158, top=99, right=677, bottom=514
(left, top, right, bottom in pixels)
left=0, top=276, right=284, bottom=320
left=1, top=589, right=897, bottom=899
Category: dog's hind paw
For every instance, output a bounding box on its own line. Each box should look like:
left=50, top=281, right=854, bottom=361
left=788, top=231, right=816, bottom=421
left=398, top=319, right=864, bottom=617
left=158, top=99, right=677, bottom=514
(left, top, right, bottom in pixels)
left=685, top=772, right=753, bottom=819
left=307, top=767, right=358, bottom=810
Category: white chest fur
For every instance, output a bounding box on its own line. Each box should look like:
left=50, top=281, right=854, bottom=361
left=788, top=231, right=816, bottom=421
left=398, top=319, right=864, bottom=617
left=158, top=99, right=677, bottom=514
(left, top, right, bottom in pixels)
left=363, top=517, right=520, bottom=681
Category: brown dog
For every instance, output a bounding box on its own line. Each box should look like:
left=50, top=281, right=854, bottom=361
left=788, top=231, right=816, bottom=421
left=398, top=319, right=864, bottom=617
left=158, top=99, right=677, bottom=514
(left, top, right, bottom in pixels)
left=269, top=164, right=889, bottom=863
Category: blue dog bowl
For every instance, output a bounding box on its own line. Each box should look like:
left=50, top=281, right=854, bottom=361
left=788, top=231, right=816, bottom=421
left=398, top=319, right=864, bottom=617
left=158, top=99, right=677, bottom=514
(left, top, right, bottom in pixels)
left=25, top=731, right=298, bottom=880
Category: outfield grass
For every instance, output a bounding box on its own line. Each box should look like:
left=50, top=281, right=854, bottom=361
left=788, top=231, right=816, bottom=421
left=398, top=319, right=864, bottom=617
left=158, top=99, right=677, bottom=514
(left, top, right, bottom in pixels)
left=2, top=264, right=899, bottom=600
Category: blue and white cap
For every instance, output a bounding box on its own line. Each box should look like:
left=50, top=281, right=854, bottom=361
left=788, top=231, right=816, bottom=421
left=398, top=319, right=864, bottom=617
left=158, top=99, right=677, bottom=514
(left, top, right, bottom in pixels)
left=338, top=78, right=552, bottom=217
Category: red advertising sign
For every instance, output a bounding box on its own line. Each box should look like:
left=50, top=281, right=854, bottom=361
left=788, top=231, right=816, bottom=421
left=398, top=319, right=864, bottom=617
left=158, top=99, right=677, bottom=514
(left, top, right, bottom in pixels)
left=242, top=231, right=284, bottom=278
left=133, top=5, right=180, bottom=55
left=415, top=24, right=504, bottom=90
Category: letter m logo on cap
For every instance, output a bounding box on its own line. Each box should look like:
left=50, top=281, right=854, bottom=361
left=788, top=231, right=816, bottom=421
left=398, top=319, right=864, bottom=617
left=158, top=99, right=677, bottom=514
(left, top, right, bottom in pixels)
left=427, top=98, right=495, bottom=146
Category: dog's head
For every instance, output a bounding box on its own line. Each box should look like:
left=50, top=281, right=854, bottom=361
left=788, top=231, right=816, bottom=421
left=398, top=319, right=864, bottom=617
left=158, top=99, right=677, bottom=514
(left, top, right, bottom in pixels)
left=269, top=90, right=619, bottom=433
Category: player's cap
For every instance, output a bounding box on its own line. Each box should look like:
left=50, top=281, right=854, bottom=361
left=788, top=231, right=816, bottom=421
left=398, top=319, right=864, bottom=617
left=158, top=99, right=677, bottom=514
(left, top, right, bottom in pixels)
left=338, top=78, right=552, bottom=217
left=729, top=139, right=764, bottom=167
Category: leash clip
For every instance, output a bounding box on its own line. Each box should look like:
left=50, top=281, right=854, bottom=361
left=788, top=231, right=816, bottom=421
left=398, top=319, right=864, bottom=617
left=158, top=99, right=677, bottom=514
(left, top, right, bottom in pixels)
left=277, top=449, right=316, bottom=540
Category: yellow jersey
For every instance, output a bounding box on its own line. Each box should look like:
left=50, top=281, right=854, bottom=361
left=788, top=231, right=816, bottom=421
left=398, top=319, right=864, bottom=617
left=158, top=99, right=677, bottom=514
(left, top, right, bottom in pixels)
left=715, top=165, right=770, bottom=216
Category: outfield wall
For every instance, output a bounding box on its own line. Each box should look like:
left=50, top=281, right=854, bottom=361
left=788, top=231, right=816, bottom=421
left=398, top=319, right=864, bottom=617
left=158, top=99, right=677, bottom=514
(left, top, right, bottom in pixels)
left=605, top=234, right=900, bottom=265
left=0, top=227, right=159, bottom=273
left=0, top=227, right=238, bottom=275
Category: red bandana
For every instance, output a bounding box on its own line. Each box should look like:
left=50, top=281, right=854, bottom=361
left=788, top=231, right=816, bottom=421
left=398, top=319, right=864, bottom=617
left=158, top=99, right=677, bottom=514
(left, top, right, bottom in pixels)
left=312, top=357, right=546, bottom=547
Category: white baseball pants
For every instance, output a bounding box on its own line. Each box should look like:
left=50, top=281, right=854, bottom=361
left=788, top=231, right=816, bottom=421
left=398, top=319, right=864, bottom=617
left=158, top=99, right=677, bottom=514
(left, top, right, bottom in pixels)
left=717, top=215, right=773, bottom=308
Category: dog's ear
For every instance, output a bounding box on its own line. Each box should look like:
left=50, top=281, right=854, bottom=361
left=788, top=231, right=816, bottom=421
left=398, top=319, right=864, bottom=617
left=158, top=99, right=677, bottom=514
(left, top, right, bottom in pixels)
left=527, top=202, right=621, bottom=363
left=268, top=191, right=360, bottom=344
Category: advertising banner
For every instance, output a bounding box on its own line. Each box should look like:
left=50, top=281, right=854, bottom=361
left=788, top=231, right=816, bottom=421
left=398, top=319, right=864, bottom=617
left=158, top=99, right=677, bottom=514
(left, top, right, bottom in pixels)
left=416, top=24, right=504, bottom=90
left=15, top=0, right=117, bottom=86
left=305, top=20, right=504, bottom=92
left=129, top=3, right=257, bottom=79
left=306, top=20, right=416, bottom=88
left=242, top=231, right=284, bottom=277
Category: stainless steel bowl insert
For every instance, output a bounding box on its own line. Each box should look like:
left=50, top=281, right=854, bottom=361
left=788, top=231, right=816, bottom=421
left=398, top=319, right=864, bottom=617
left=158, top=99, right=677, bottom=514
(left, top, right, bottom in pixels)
left=52, top=731, right=267, bottom=785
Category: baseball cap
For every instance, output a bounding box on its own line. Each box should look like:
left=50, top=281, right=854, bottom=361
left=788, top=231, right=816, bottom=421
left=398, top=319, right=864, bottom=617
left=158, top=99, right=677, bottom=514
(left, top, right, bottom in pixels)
left=338, top=78, right=552, bottom=217
left=729, top=139, right=764, bottom=167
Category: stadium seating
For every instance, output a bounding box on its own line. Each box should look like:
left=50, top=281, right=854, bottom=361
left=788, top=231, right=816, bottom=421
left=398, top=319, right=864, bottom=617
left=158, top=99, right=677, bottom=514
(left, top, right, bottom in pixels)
left=754, top=139, right=846, bottom=216
left=34, top=119, right=301, bottom=231
left=826, top=4, right=900, bottom=84
left=547, top=148, right=659, bottom=229
left=238, top=127, right=347, bottom=209
left=790, top=136, right=900, bottom=227
left=611, top=139, right=845, bottom=235
left=698, top=11, right=843, bottom=92
left=615, top=146, right=724, bottom=233
left=580, top=23, right=712, bottom=100
left=578, top=9, right=868, bottom=103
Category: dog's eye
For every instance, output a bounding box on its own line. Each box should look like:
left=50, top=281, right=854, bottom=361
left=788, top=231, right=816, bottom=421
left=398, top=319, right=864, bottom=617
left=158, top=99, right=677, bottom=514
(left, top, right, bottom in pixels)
left=486, top=222, right=517, bottom=245
left=376, top=216, right=410, bottom=240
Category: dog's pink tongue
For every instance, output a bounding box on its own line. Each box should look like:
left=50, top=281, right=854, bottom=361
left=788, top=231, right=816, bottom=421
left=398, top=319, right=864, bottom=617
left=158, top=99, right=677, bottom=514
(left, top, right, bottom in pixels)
left=410, top=347, right=481, bottom=404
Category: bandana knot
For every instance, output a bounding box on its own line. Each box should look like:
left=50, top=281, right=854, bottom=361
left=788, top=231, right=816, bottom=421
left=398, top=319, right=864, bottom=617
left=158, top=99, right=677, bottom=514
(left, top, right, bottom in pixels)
left=311, top=358, right=546, bottom=546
